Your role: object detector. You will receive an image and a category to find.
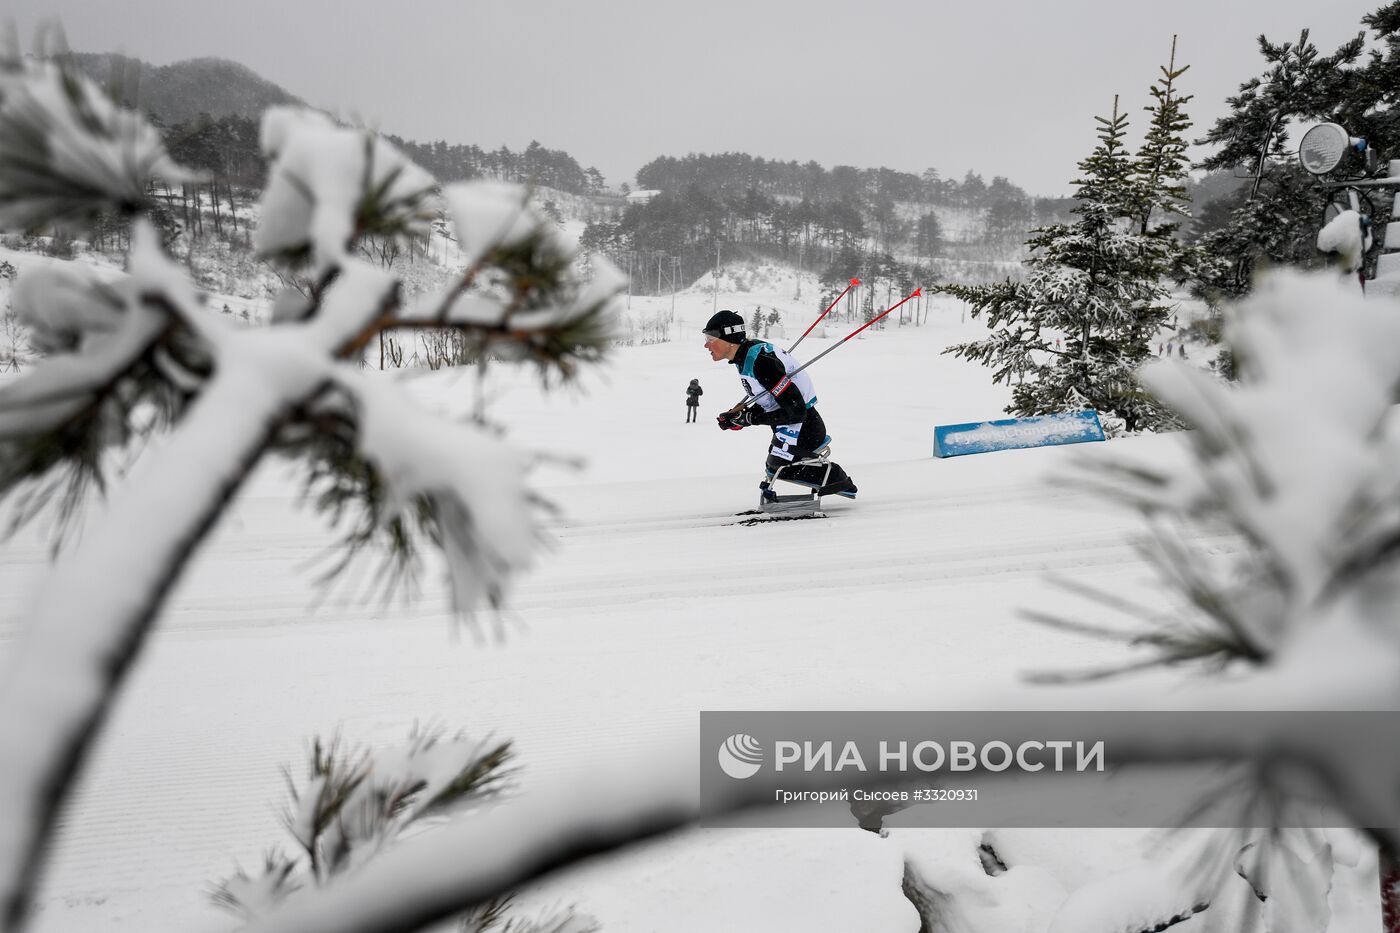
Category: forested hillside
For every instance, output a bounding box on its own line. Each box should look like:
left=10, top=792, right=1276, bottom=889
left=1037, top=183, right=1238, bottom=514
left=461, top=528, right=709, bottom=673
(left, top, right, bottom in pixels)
left=70, top=53, right=301, bottom=124
left=70, top=53, right=609, bottom=196
left=583, top=153, right=1072, bottom=300
left=14, top=50, right=1076, bottom=324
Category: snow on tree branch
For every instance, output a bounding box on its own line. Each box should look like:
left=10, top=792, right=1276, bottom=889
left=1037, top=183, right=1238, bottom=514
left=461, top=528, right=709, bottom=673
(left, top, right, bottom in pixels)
left=0, top=56, right=193, bottom=228
left=212, top=725, right=605, bottom=933
left=256, top=108, right=436, bottom=274
left=333, top=366, right=543, bottom=612
left=0, top=226, right=195, bottom=543
left=215, top=727, right=514, bottom=920
left=443, top=180, right=542, bottom=271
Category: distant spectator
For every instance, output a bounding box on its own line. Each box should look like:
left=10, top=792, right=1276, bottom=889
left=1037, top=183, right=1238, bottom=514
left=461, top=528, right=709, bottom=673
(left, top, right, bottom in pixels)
left=1178, top=343, right=1187, bottom=360
left=685, top=378, right=703, bottom=423
left=1158, top=343, right=1164, bottom=356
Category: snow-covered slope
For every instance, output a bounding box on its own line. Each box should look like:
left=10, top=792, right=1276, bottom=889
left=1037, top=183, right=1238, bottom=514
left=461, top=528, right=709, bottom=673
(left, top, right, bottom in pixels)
left=0, top=283, right=1380, bottom=931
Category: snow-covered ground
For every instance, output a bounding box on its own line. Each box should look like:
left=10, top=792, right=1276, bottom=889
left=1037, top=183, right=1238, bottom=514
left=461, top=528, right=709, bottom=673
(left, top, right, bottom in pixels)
left=0, top=279, right=1380, bottom=931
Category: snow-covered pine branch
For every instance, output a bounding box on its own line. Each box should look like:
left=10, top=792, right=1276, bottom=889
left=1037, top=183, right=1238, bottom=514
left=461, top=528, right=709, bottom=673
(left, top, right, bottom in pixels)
left=0, top=53, right=195, bottom=228
left=214, top=727, right=514, bottom=917
left=212, top=728, right=602, bottom=930
left=212, top=726, right=600, bottom=933
left=0, top=52, right=621, bottom=931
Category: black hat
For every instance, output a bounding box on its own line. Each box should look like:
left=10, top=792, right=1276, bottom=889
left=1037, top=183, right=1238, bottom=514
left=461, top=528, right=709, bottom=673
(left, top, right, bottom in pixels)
left=703, top=309, right=745, bottom=344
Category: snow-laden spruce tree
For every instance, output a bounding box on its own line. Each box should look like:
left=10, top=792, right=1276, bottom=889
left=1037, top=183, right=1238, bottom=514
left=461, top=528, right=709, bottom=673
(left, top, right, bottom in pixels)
left=0, top=50, right=620, bottom=930
left=942, top=91, right=1180, bottom=433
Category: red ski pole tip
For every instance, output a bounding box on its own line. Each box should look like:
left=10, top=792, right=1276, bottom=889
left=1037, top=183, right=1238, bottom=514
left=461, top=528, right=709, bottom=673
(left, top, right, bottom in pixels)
left=850, top=278, right=860, bottom=286
left=912, top=288, right=922, bottom=297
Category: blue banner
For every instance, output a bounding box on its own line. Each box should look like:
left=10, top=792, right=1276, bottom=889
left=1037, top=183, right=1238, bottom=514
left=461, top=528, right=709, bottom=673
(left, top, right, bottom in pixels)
left=933, top=410, right=1105, bottom=458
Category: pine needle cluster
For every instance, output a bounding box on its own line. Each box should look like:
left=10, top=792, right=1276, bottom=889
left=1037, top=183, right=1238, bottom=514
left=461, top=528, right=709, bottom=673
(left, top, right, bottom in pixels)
left=210, top=728, right=595, bottom=932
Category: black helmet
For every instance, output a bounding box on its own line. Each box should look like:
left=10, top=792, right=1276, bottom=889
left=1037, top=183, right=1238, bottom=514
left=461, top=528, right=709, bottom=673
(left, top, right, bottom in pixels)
left=703, top=309, right=745, bottom=344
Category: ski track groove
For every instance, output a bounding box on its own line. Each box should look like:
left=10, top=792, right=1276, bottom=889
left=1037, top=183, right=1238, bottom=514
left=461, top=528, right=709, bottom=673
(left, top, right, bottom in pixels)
left=547, top=483, right=1074, bottom=537
left=0, top=510, right=1243, bottom=639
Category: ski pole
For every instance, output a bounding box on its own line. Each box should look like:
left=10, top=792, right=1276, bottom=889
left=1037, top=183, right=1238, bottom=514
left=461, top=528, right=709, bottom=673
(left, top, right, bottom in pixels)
left=725, top=277, right=862, bottom=411
left=729, top=287, right=921, bottom=412
left=788, top=277, right=860, bottom=355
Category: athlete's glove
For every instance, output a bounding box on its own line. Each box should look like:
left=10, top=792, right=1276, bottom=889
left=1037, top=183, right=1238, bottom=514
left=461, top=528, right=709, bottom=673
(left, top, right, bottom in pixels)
left=717, top=408, right=753, bottom=431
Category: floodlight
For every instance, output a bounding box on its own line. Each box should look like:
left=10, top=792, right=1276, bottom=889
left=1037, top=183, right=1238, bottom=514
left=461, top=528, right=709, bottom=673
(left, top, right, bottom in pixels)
left=1299, top=123, right=1363, bottom=175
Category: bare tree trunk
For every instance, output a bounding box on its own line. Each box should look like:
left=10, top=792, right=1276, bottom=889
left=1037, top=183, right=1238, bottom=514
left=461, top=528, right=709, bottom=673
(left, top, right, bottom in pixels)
left=1382, top=852, right=1400, bottom=933
left=226, top=183, right=239, bottom=233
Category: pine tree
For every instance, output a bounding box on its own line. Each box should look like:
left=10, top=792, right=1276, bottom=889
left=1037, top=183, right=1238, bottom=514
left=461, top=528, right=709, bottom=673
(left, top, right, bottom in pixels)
left=942, top=95, right=1177, bottom=433
left=914, top=211, right=944, bottom=261
left=1191, top=162, right=1331, bottom=305
left=1336, top=3, right=1400, bottom=158
left=1130, top=36, right=1193, bottom=242
left=1191, top=28, right=1363, bottom=302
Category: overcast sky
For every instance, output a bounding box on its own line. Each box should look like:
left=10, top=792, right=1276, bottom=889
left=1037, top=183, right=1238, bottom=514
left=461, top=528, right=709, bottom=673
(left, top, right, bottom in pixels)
left=4, top=0, right=1386, bottom=195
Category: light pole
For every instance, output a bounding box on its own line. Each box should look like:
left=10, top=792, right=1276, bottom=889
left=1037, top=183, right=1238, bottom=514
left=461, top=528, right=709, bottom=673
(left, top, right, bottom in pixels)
left=712, top=241, right=721, bottom=315
left=1299, top=122, right=1395, bottom=293
left=795, top=238, right=804, bottom=301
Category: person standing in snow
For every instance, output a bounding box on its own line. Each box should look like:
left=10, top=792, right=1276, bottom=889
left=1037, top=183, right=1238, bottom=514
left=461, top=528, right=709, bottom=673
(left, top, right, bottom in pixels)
left=702, top=309, right=857, bottom=499
left=685, top=378, right=703, bottom=423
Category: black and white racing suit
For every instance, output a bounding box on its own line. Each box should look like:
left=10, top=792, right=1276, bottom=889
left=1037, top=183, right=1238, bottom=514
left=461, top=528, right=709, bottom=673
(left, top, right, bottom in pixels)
left=729, top=339, right=851, bottom=491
